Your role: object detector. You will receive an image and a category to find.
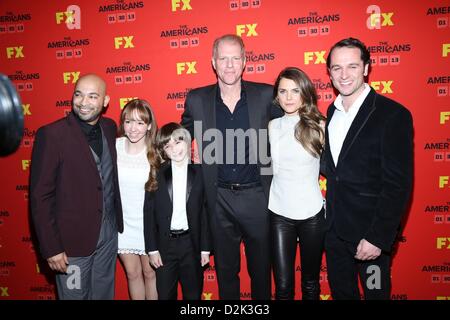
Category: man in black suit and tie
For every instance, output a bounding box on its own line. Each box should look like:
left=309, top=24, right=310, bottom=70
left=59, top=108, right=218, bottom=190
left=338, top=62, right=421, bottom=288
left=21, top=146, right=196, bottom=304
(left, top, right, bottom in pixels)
left=181, top=34, right=282, bottom=299
left=322, top=38, right=413, bottom=299
left=144, top=123, right=210, bottom=300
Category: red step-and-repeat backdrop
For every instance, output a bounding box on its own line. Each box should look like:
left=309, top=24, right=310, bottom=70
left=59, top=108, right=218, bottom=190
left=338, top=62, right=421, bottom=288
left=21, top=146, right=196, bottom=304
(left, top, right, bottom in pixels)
left=0, top=0, right=449, bottom=300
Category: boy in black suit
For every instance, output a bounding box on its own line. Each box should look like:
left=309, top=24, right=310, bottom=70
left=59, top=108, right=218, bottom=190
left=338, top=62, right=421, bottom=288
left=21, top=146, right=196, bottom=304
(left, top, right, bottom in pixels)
left=144, top=122, right=210, bottom=300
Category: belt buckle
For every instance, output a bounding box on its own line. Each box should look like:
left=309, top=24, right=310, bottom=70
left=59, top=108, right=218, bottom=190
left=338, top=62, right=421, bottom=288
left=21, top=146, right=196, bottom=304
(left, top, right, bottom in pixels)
left=231, top=184, right=240, bottom=191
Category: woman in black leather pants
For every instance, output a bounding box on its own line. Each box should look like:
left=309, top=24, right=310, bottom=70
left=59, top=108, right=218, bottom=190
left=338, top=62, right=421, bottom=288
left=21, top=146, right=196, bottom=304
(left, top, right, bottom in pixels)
left=269, top=67, right=326, bottom=300
left=271, top=207, right=325, bottom=299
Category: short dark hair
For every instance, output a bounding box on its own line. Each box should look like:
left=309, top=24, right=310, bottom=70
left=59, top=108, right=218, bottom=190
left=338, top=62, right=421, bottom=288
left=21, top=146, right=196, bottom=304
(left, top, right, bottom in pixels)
left=156, top=122, right=191, bottom=161
left=326, top=37, right=371, bottom=69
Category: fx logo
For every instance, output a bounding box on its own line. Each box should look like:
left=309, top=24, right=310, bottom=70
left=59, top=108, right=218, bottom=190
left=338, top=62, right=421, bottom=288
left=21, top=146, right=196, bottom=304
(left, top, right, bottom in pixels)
left=440, top=112, right=450, bottom=124
left=236, top=24, right=258, bottom=37
left=63, top=72, right=80, bottom=84
left=176, top=62, right=197, bottom=75
left=304, top=51, right=326, bottom=65
left=436, top=237, right=450, bottom=249
left=319, top=178, right=327, bottom=191
left=114, top=36, right=134, bottom=49
left=6, top=46, right=24, bottom=59
left=22, top=160, right=31, bottom=170
left=55, top=5, right=81, bottom=30
left=366, top=5, right=394, bottom=30
left=171, top=0, right=192, bottom=11
left=439, top=176, right=449, bottom=188
left=22, top=104, right=31, bottom=116
left=443, top=44, right=450, bottom=57
left=202, top=292, right=213, bottom=300
left=370, top=81, right=393, bottom=94
left=120, top=97, right=138, bottom=109
left=0, top=287, right=9, bottom=297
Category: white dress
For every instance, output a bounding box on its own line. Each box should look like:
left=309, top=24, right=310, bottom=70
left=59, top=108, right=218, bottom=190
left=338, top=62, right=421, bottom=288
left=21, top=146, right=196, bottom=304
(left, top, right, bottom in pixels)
left=268, top=114, right=324, bottom=220
left=116, top=137, right=149, bottom=255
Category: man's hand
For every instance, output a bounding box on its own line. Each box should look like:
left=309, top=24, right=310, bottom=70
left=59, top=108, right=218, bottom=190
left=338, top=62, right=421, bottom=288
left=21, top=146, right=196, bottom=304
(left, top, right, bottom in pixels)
left=149, top=252, right=163, bottom=269
left=201, top=252, right=210, bottom=267
left=355, top=239, right=381, bottom=260
left=47, top=252, right=68, bottom=273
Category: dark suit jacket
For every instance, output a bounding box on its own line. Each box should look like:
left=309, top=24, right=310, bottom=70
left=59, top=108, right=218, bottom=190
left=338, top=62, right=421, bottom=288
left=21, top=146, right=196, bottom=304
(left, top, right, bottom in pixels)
left=322, top=88, right=413, bottom=252
left=30, top=112, right=123, bottom=259
left=181, top=80, right=283, bottom=214
left=143, top=162, right=210, bottom=257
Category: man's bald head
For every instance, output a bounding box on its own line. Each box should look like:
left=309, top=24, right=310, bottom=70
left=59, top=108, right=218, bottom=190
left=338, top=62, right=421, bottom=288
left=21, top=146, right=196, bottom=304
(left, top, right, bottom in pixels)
left=72, top=73, right=110, bottom=125
left=75, top=74, right=107, bottom=96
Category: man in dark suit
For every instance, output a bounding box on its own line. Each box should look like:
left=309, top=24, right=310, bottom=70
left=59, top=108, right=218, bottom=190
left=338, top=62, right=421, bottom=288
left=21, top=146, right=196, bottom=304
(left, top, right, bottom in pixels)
left=322, top=38, right=413, bottom=299
left=181, top=34, right=282, bottom=299
left=30, top=74, right=123, bottom=299
left=144, top=123, right=210, bottom=300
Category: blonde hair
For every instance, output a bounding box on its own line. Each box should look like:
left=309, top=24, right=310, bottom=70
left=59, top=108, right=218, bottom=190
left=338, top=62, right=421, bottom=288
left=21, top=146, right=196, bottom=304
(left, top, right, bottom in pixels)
left=212, top=34, right=245, bottom=59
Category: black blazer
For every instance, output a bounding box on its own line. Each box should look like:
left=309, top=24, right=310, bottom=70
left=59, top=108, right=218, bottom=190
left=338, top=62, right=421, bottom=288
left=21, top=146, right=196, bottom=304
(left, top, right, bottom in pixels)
left=322, top=89, right=413, bottom=252
left=181, top=80, right=283, bottom=215
left=30, top=113, right=123, bottom=259
left=143, top=162, right=210, bottom=257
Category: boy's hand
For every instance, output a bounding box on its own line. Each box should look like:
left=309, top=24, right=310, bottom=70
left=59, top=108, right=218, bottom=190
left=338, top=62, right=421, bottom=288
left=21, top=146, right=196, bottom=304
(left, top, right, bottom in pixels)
left=149, top=251, right=163, bottom=268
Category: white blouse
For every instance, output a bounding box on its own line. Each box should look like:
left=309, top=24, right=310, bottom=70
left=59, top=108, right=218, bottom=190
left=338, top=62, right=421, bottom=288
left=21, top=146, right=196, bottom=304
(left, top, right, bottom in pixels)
left=268, top=114, right=324, bottom=220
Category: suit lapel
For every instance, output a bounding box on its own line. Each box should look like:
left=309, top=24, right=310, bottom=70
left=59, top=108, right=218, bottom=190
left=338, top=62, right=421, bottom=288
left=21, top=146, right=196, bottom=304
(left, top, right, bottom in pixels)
left=98, top=118, right=116, bottom=162
left=164, top=163, right=173, bottom=203
left=337, top=89, right=377, bottom=166
left=325, top=106, right=337, bottom=170
left=186, top=164, right=195, bottom=203
left=242, top=81, right=260, bottom=164
left=200, top=85, right=217, bottom=206
left=202, top=85, right=217, bottom=131
left=243, top=81, right=261, bottom=132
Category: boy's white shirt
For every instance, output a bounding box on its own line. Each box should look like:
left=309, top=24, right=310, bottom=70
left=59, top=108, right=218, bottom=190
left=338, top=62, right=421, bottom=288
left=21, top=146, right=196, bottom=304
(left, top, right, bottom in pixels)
left=149, top=158, right=209, bottom=255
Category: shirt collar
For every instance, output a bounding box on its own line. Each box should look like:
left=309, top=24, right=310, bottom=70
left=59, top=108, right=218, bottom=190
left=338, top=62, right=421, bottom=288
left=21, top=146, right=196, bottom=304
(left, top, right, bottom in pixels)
left=334, top=83, right=371, bottom=114
left=216, top=82, right=246, bottom=104
left=76, top=114, right=101, bottom=136
left=171, top=158, right=189, bottom=171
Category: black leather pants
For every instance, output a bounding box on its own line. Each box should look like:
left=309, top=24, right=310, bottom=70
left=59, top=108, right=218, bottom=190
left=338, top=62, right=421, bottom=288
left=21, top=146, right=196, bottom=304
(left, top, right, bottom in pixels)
left=271, top=207, right=325, bottom=300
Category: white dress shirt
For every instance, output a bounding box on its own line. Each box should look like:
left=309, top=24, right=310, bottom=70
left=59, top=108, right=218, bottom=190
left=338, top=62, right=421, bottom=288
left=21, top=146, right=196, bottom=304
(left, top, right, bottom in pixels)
left=149, top=160, right=189, bottom=256
left=328, top=83, right=371, bottom=166
left=170, top=160, right=189, bottom=231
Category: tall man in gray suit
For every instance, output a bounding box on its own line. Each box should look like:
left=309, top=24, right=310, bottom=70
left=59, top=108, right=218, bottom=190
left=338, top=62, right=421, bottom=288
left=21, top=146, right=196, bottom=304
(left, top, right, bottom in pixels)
left=322, top=38, right=413, bottom=299
left=181, top=34, right=282, bottom=299
left=30, top=74, right=123, bottom=299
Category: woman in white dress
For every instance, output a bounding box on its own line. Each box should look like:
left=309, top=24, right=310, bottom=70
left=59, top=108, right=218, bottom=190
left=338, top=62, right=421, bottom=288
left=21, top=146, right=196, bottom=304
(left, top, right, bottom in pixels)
left=269, top=67, right=326, bottom=300
left=117, top=99, right=159, bottom=299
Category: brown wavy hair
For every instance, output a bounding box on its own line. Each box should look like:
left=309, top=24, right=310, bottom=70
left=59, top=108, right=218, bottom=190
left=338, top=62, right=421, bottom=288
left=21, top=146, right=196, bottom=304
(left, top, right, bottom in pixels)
left=118, top=99, right=160, bottom=191
left=273, top=67, right=326, bottom=158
